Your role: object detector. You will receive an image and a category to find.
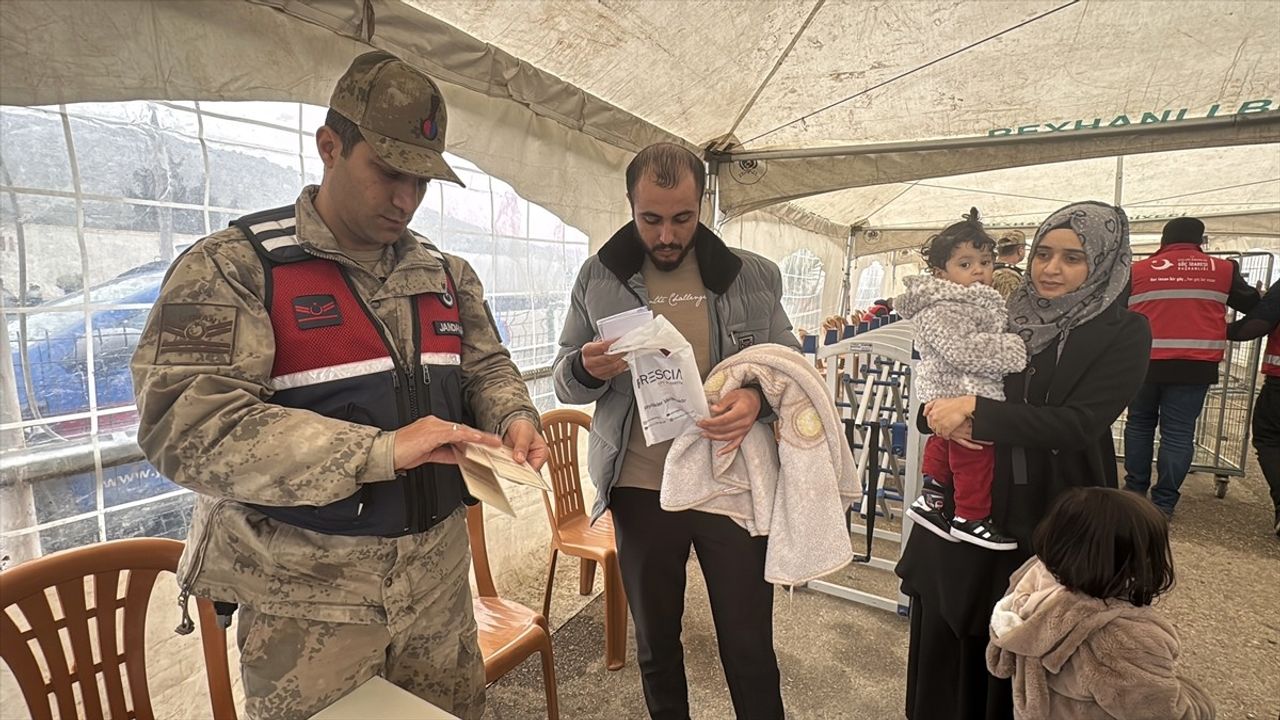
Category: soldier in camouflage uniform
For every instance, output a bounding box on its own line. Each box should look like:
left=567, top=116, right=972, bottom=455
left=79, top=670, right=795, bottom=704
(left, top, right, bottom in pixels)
left=130, top=51, right=545, bottom=720
left=991, top=229, right=1027, bottom=301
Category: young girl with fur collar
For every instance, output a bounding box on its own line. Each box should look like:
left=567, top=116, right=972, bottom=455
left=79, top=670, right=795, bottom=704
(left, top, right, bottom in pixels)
left=987, top=487, right=1214, bottom=719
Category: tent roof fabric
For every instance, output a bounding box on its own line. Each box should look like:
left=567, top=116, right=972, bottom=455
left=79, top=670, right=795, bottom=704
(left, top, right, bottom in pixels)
left=2, top=0, right=1277, bottom=254
left=412, top=0, right=1279, bottom=151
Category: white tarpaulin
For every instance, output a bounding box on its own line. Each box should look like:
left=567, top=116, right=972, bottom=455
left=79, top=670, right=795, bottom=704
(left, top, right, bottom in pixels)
left=1, top=0, right=1277, bottom=255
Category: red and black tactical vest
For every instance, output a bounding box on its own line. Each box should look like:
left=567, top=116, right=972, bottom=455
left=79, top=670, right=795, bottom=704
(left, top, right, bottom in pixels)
left=234, top=205, right=470, bottom=537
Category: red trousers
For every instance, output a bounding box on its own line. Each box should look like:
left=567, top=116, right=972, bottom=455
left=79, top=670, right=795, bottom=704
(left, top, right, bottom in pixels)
left=922, top=434, right=995, bottom=520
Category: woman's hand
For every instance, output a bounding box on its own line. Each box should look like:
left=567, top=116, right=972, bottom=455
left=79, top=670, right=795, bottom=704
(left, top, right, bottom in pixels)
left=925, top=396, right=978, bottom=439
left=393, top=416, right=503, bottom=470
left=948, top=419, right=991, bottom=451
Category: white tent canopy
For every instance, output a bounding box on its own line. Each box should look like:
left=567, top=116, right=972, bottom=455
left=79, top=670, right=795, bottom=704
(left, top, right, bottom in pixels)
left=2, top=0, right=1278, bottom=267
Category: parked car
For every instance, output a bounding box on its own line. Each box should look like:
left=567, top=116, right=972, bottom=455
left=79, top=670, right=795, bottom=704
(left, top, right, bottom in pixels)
left=8, top=261, right=167, bottom=437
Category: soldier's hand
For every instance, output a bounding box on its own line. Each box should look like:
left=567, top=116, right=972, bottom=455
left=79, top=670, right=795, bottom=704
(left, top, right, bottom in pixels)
left=503, top=418, right=549, bottom=471
left=581, top=339, right=628, bottom=381
left=393, top=417, right=502, bottom=471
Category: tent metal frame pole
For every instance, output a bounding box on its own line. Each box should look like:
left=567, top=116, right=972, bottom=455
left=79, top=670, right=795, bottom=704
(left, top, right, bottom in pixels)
left=712, top=114, right=1279, bottom=163
left=839, top=227, right=855, bottom=317
left=707, top=159, right=724, bottom=230
left=1114, top=156, right=1125, bottom=206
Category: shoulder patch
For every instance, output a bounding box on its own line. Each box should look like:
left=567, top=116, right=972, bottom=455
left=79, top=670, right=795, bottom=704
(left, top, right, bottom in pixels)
left=155, top=303, right=238, bottom=365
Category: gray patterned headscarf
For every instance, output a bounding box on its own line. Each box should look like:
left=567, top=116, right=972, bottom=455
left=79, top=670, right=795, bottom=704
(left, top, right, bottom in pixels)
left=1006, top=201, right=1131, bottom=356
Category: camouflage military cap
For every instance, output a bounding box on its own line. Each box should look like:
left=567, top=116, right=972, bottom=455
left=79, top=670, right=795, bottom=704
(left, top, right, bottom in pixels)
left=996, top=229, right=1026, bottom=248
left=330, top=51, right=463, bottom=186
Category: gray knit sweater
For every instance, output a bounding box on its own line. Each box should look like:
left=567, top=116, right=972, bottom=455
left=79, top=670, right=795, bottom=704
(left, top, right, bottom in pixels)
left=895, top=275, right=1027, bottom=405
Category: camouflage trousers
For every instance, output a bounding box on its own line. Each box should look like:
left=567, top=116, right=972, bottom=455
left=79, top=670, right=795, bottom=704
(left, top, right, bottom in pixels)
left=235, top=511, right=484, bottom=720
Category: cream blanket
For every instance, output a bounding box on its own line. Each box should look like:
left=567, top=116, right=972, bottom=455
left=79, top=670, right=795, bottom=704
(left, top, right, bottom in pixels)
left=661, top=343, right=858, bottom=586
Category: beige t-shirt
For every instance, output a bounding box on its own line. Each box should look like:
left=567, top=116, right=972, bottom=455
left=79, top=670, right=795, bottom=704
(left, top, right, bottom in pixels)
left=615, top=252, right=713, bottom=491
left=345, top=246, right=394, bottom=280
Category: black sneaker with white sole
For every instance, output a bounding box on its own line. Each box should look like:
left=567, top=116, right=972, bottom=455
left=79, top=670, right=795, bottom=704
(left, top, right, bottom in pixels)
left=949, top=516, right=1018, bottom=551
left=905, top=483, right=959, bottom=544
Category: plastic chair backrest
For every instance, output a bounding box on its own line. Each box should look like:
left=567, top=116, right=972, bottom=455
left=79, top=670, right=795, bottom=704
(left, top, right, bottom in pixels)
left=539, top=409, right=592, bottom=544
left=465, top=503, right=500, bottom=599
left=0, top=537, right=236, bottom=720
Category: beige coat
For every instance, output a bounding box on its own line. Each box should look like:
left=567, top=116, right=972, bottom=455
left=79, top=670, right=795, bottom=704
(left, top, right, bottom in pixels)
left=987, top=558, right=1215, bottom=720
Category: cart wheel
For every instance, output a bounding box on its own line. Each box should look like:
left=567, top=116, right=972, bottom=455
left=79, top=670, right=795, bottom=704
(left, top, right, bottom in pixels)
left=1214, top=476, right=1229, bottom=499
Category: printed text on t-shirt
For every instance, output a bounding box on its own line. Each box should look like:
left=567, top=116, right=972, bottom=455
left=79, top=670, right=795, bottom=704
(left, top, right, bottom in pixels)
left=650, top=292, right=706, bottom=308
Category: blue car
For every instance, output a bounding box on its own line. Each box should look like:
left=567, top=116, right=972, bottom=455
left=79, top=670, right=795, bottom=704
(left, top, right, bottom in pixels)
left=11, top=262, right=165, bottom=426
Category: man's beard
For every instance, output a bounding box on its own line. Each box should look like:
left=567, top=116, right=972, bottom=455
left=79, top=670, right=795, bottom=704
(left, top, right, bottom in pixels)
left=646, top=241, right=695, bottom=272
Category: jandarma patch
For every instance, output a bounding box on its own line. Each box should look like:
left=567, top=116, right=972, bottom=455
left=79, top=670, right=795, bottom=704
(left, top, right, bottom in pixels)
left=434, top=320, right=463, bottom=336
left=155, top=303, right=237, bottom=364
left=292, top=294, right=342, bottom=330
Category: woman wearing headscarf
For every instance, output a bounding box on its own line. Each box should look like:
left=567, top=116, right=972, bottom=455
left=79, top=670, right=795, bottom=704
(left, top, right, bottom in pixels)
left=896, top=202, right=1153, bottom=720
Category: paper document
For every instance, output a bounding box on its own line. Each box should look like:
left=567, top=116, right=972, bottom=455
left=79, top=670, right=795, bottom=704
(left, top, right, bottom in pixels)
left=597, top=307, right=653, bottom=342
left=456, top=443, right=551, bottom=517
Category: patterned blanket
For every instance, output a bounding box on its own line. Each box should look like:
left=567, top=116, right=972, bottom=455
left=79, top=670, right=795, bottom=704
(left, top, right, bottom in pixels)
left=662, top=343, right=858, bottom=586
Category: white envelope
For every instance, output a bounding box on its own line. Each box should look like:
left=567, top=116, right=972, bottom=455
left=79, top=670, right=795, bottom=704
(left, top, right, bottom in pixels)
left=597, top=307, right=654, bottom=342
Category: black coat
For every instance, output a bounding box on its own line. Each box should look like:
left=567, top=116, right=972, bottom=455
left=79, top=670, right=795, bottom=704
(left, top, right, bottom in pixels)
left=896, top=298, right=1152, bottom=719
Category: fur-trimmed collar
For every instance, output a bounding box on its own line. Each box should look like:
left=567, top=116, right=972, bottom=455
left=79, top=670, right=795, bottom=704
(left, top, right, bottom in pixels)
left=597, top=221, right=743, bottom=295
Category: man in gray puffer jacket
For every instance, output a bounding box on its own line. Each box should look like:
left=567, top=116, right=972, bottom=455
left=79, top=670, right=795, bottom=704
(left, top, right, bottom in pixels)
left=897, top=209, right=1027, bottom=551
left=553, top=143, right=798, bottom=719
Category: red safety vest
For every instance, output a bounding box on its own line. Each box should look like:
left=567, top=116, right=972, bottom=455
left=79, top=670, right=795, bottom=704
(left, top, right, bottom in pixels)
left=1264, top=327, right=1280, bottom=377
left=1129, top=244, right=1234, bottom=362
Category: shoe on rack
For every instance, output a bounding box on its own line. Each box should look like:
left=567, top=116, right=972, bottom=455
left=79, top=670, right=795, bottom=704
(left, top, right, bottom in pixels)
left=949, top=516, right=1019, bottom=551
left=906, top=482, right=958, bottom=544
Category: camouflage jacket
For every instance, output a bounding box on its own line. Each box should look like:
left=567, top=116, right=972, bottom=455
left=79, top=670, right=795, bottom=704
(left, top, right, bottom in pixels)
left=130, top=186, right=537, bottom=623
left=992, top=264, right=1024, bottom=301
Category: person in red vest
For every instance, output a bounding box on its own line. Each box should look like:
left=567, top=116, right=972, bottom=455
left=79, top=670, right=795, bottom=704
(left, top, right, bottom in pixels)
left=1124, top=217, right=1260, bottom=517
left=1227, top=278, right=1280, bottom=537
left=862, top=298, right=892, bottom=322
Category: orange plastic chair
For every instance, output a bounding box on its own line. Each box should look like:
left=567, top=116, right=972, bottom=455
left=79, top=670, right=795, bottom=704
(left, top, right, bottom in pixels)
left=466, top=504, right=559, bottom=720
left=538, top=409, right=627, bottom=671
left=1, top=537, right=236, bottom=720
